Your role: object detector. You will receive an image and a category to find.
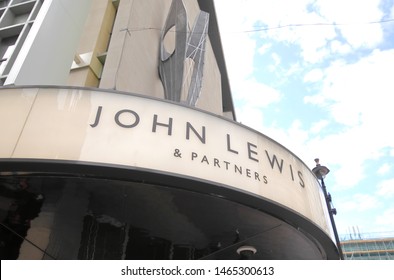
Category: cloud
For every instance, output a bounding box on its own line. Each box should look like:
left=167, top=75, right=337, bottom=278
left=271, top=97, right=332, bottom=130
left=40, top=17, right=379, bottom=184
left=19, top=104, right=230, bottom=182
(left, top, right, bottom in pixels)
left=215, top=0, right=394, bottom=234
left=266, top=123, right=382, bottom=190
left=296, top=49, right=394, bottom=190
left=217, top=0, right=387, bottom=68
left=310, top=120, right=329, bottom=134
left=303, top=50, right=394, bottom=184
left=268, top=52, right=282, bottom=72
left=215, top=1, right=258, bottom=84
left=252, top=0, right=384, bottom=61
left=377, top=163, right=391, bottom=176
left=339, top=24, right=383, bottom=50
left=271, top=52, right=281, bottom=66
left=304, top=68, right=324, bottom=83
left=236, top=106, right=264, bottom=132
left=216, top=0, right=394, bottom=192
left=377, top=178, right=394, bottom=197
left=376, top=207, right=394, bottom=228
left=315, top=0, right=384, bottom=48
left=258, top=119, right=311, bottom=160
left=229, top=0, right=385, bottom=62
left=264, top=18, right=337, bottom=63
left=235, top=78, right=282, bottom=108
left=329, top=40, right=352, bottom=55
left=340, top=193, right=380, bottom=212
left=234, top=79, right=282, bottom=131
left=216, top=0, right=337, bottom=63
left=285, top=62, right=302, bottom=77
left=220, top=31, right=256, bottom=85
left=391, top=4, right=394, bottom=18
left=258, top=43, right=272, bottom=55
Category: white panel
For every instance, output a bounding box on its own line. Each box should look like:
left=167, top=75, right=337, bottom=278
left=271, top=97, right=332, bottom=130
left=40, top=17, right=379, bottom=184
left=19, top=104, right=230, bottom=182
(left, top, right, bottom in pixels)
left=5, top=0, right=93, bottom=86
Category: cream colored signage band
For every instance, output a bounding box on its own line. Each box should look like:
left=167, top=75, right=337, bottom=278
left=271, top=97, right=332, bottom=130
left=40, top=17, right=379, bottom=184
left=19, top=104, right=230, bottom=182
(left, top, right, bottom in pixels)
left=0, top=87, right=333, bottom=238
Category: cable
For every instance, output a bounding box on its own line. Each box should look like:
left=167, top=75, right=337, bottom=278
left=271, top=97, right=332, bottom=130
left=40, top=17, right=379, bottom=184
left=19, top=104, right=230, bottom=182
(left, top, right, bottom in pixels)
left=116, top=18, right=394, bottom=35
left=0, top=222, right=56, bottom=260
left=113, top=0, right=135, bottom=90
left=242, top=18, right=394, bottom=33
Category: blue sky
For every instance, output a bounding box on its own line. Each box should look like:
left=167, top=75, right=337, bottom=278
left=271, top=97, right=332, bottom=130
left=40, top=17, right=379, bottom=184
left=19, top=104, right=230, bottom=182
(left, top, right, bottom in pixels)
left=215, top=0, right=394, bottom=237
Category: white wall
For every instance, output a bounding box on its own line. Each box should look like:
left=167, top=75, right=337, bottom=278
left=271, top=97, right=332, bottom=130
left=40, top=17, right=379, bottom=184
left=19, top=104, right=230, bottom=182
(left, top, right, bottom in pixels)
left=5, top=0, right=92, bottom=86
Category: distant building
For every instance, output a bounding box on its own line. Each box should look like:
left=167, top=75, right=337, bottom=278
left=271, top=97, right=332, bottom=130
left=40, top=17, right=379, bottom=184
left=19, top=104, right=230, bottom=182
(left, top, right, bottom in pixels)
left=1, top=0, right=340, bottom=259
left=341, top=232, right=394, bottom=260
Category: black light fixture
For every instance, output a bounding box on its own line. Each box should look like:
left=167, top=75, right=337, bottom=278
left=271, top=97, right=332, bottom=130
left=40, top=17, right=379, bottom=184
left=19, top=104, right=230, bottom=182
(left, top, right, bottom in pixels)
left=312, top=158, right=343, bottom=260
left=312, top=158, right=330, bottom=179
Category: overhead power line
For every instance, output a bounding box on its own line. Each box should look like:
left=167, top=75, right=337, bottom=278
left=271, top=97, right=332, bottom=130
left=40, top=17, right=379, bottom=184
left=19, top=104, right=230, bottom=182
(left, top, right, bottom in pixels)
left=123, top=18, right=394, bottom=34
left=243, top=18, right=394, bottom=33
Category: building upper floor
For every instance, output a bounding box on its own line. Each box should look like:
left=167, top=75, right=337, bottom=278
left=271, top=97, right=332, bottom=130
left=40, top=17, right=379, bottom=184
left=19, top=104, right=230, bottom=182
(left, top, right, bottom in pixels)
left=0, top=0, right=235, bottom=119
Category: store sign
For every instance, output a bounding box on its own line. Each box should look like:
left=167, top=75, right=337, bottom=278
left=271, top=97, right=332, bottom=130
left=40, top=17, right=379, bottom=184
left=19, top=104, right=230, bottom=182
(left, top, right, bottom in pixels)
left=89, top=105, right=306, bottom=188
left=0, top=87, right=332, bottom=235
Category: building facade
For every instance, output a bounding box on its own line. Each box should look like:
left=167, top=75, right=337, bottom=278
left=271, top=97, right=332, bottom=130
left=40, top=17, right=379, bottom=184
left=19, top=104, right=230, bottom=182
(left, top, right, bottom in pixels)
left=0, top=0, right=340, bottom=259
left=341, top=232, right=394, bottom=260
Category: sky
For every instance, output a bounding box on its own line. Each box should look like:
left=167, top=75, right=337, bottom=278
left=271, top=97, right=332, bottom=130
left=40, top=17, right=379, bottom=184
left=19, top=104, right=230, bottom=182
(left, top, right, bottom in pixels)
left=214, top=0, right=394, bottom=237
